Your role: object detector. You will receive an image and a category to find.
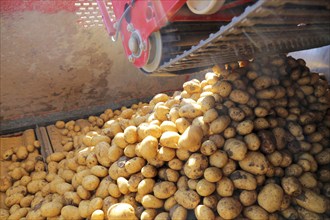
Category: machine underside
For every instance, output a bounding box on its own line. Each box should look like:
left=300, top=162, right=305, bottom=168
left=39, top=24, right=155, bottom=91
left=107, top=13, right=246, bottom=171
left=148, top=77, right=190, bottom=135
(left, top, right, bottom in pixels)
left=100, top=0, right=330, bottom=75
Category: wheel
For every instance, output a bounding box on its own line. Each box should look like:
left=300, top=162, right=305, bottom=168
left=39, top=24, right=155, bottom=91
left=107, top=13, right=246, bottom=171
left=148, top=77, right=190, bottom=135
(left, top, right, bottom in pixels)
left=186, top=0, right=226, bottom=15
left=141, top=31, right=163, bottom=73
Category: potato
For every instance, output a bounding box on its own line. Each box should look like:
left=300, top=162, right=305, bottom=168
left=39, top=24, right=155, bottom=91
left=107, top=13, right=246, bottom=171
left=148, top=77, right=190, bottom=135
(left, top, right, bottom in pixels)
left=96, top=177, right=112, bottom=198
left=108, top=144, right=123, bottom=163
left=152, top=181, right=177, bottom=199
left=20, top=195, right=34, bottom=207
left=295, top=188, right=327, bottom=214
left=7, top=208, right=29, bottom=220
left=183, top=153, right=208, bottom=179
left=141, top=194, right=164, bottom=209
left=210, top=116, right=231, bottom=134
left=200, top=140, right=217, bottom=156
left=94, top=142, right=112, bottom=167
left=211, top=80, right=232, bottom=97
left=117, top=177, right=129, bottom=194
left=178, top=125, right=203, bottom=152
left=124, top=157, right=146, bottom=175
left=239, top=190, right=257, bottom=206
left=223, top=138, right=247, bottom=161
left=239, top=151, right=269, bottom=175
left=168, top=158, right=183, bottom=170
left=154, top=212, right=170, bottom=220
left=0, top=176, right=12, bottom=192
left=91, top=165, right=108, bottom=177
left=196, top=179, right=216, bottom=196
left=243, top=205, right=269, bottom=220
left=288, top=122, right=304, bottom=140
left=61, top=205, right=82, bottom=220
left=140, top=209, right=157, bottom=220
left=197, top=95, right=216, bottom=112
left=56, top=182, right=74, bottom=195
left=170, top=205, right=187, bottom=220
left=296, top=206, right=323, bottom=220
left=216, top=177, right=234, bottom=197
left=89, top=197, right=104, bottom=216
left=5, top=193, right=24, bottom=207
left=243, top=133, right=260, bottom=151
left=179, top=103, right=203, bottom=119
left=40, top=201, right=63, bottom=217
left=175, top=118, right=191, bottom=134
left=203, top=108, right=218, bottom=123
left=230, top=170, right=257, bottom=190
left=229, top=89, right=250, bottom=104
left=183, top=79, right=201, bottom=93
left=174, top=189, right=200, bottom=209
left=160, top=131, right=180, bottom=149
left=82, top=175, right=100, bottom=191
left=139, top=136, right=158, bottom=159
left=16, top=145, right=28, bottom=160
left=79, top=200, right=91, bottom=218
left=91, top=209, right=105, bottom=220
left=194, top=204, right=215, bottom=220
left=204, top=167, right=222, bottom=182
left=217, top=198, right=242, bottom=219
left=123, top=126, right=138, bottom=144
left=257, top=183, right=283, bottom=213
left=236, top=120, right=254, bottom=135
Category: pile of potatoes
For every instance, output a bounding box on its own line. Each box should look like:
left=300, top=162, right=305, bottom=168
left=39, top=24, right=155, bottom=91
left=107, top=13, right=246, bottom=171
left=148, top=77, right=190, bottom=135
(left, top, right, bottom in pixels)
left=1, top=55, right=330, bottom=220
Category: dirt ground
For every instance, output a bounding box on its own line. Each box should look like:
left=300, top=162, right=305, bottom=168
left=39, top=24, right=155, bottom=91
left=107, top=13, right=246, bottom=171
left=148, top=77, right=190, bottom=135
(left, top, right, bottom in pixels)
left=0, top=11, right=195, bottom=132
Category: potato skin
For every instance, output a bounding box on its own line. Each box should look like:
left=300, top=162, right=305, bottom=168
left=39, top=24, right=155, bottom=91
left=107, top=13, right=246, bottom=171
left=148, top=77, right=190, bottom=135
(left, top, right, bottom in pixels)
left=107, top=203, right=137, bottom=220
left=61, top=205, right=82, bottom=220
left=230, top=170, right=257, bottom=190
left=243, top=205, right=269, bottom=220
left=194, top=205, right=215, bottom=220
left=295, top=188, right=328, bottom=214
left=183, top=153, right=208, bottom=179
left=40, top=201, right=63, bottom=217
left=257, top=183, right=283, bottom=213
left=223, top=138, right=247, bottom=161
left=217, top=197, right=242, bottom=220
left=174, top=189, right=200, bottom=209
left=239, top=152, right=269, bottom=175
left=153, top=181, right=177, bottom=199
left=178, top=125, right=203, bottom=152
left=210, top=116, right=231, bottom=134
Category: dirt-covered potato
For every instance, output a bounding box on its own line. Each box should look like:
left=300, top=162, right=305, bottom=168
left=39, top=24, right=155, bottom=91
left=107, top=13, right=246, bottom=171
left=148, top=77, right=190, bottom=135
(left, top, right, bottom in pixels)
left=230, top=170, right=257, bottom=190
left=217, top=197, right=242, bottom=219
left=40, top=201, right=63, bottom=217
left=243, top=205, right=269, bottom=219
left=61, top=205, right=82, bottom=220
left=169, top=205, right=187, bottom=220
left=196, top=179, right=215, bottom=196
left=210, top=115, right=231, bottom=134
left=174, top=189, right=200, bottom=209
left=239, top=151, right=269, bottom=175
left=295, top=188, right=327, bottom=214
left=153, top=181, right=177, bottom=199
left=223, top=138, right=247, bottom=161
left=257, top=183, right=284, bottom=213
left=82, top=175, right=100, bottom=191
left=183, top=153, right=208, bottom=179
left=216, top=177, right=234, bottom=197
left=194, top=204, right=215, bottom=220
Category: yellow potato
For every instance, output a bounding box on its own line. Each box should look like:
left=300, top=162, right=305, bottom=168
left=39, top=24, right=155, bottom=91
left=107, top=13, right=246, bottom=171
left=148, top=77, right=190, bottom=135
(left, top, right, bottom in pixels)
left=178, top=125, right=203, bottom=152
left=160, top=131, right=180, bottom=149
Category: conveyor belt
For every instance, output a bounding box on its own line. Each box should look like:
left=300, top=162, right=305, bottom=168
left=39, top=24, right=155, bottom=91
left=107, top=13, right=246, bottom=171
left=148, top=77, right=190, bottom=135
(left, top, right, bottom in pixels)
left=154, top=0, right=330, bottom=74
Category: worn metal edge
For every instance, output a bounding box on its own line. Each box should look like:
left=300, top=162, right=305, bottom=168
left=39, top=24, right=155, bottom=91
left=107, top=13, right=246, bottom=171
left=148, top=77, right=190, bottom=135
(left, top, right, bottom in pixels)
left=0, top=97, right=152, bottom=135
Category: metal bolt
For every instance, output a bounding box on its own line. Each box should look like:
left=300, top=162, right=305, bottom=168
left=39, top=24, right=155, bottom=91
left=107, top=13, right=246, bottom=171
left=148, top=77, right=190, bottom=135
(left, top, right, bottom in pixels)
left=128, top=55, right=135, bottom=62
left=139, top=42, right=146, bottom=51
left=127, top=23, right=134, bottom=32
left=129, top=36, right=139, bottom=54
